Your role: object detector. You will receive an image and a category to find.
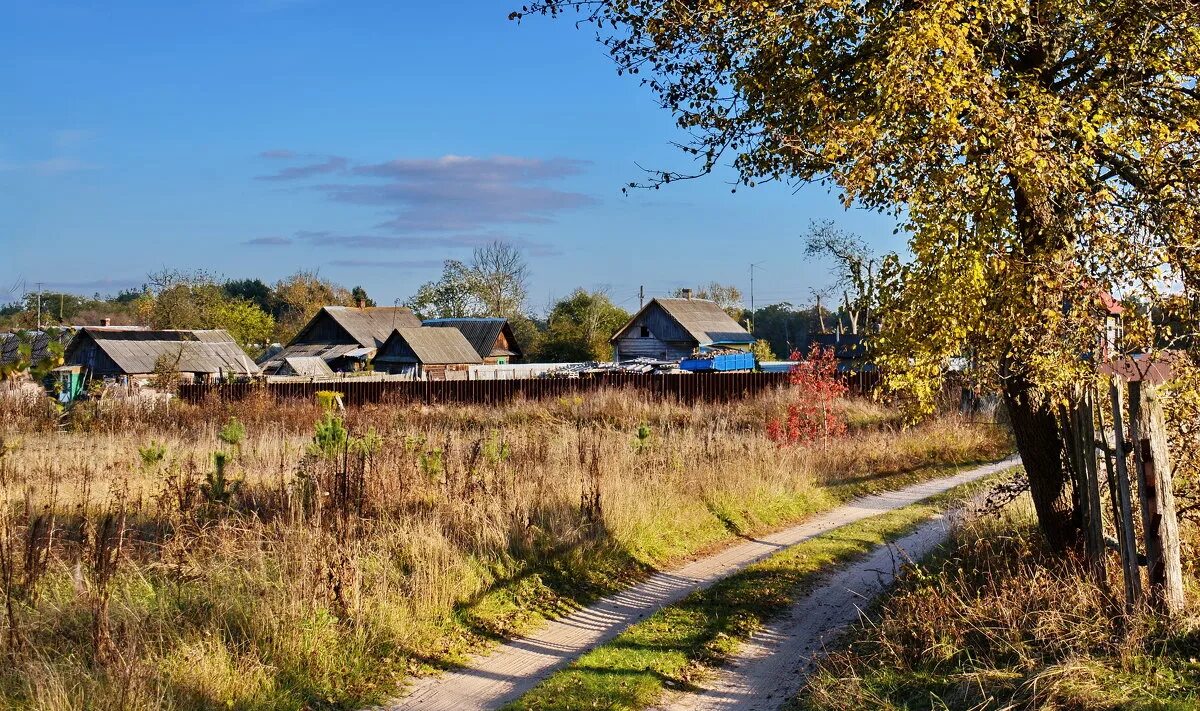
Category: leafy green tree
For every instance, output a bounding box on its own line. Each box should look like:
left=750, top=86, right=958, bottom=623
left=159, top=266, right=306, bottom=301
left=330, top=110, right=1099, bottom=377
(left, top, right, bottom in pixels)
left=750, top=339, right=777, bottom=363
left=538, top=290, right=630, bottom=362
left=211, top=300, right=275, bottom=353
left=408, top=242, right=530, bottom=319
left=750, top=303, right=823, bottom=359
left=271, top=271, right=353, bottom=342
left=350, top=286, right=376, bottom=307
left=520, top=0, right=1200, bottom=549
left=507, top=313, right=546, bottom=360
left=407, top=260, right=484, bottom=319
left=147, top=282, right=226, bottom=330
left=223, top=279, right=273, bottom=313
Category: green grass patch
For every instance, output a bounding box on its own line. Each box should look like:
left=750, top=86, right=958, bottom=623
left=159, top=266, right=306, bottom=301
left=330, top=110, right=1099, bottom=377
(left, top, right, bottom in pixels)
left=503, top=471, right=1015, bottom=711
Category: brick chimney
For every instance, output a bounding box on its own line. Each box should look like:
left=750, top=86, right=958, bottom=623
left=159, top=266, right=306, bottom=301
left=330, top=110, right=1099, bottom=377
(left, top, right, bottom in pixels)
left=682, top=288, right=692, bottom=301
left=357, top=299, right=366, bottom=309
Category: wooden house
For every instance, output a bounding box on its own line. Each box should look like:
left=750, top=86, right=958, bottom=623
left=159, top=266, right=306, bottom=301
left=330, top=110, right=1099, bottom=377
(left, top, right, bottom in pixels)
left=258, top=305, right=421, bottom=374
left=611, top=296, right=754, bottom=362
left=63, top=328, right=259, bottom=383
left=373, top=327, right=483, bottom=380
left=422, top=318, right=523, bottom=364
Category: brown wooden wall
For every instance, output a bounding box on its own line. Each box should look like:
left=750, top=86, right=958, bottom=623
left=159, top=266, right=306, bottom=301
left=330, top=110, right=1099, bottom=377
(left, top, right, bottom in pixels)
left=179, top=370, right=880, bottom=406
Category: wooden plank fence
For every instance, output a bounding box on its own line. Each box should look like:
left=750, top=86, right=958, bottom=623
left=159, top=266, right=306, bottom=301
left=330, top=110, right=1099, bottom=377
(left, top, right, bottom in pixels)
left=179, top=370, right=880, bottom=407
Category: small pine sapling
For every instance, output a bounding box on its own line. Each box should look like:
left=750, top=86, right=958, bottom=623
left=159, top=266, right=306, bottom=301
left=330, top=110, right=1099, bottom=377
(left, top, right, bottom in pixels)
left=201, top=451, right=241, bottom=506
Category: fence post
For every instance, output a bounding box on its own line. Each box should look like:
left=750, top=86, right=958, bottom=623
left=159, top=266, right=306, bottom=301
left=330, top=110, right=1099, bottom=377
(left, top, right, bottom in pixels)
left=1108, top=379, right=1143, bottom=609
left=1133, top=381, right=1186, bottom=615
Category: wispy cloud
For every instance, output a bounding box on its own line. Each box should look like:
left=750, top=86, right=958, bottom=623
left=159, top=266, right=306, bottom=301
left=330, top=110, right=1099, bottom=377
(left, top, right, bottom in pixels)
left=243, top=229, right=561, bottom=256
left=256, top=151, right=593, bottom=236
left=242, top=235, right=293, bottom=246
left=256, top=155, right=348, bottom=181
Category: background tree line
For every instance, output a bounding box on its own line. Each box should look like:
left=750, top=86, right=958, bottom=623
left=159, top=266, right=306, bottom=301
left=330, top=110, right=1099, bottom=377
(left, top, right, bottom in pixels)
left=3, top=235, right=871, bottom=362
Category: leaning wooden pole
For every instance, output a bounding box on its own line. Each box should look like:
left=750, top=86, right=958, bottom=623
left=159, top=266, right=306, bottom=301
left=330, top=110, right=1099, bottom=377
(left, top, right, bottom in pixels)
left=1080, top=390, right=1106, bottom=581
left=1108, top=379, right=1143, bottom=608
left=1133, top=381, right=1186, bottom=615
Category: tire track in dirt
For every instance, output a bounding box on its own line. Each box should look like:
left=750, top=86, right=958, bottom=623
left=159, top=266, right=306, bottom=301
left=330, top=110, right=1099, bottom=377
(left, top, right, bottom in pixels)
left=652, top=517, right=957, bottom=711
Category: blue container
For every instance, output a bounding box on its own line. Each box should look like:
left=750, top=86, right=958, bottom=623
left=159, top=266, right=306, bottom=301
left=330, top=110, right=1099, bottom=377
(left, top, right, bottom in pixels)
left=679, top=352, right=756, bottom=372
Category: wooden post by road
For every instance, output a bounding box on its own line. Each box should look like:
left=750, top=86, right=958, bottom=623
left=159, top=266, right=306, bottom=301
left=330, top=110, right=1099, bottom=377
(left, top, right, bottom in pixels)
left=1132, top=381, right=1185, bottom=615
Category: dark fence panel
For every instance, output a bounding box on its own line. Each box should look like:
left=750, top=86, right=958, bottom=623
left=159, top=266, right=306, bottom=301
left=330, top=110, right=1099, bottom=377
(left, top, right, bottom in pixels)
left=178, top=370, right=878, bottom=406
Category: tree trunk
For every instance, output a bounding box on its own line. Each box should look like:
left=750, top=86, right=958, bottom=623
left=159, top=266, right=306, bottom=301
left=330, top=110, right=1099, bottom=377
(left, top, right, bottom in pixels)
left=1002, top=369, right=1081, bottom=551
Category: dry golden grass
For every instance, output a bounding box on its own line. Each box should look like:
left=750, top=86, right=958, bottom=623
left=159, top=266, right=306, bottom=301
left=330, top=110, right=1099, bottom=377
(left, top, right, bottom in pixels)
left=0, top=387, right=1010, bottom=710
left=797, top=501, right=1200, bottom=710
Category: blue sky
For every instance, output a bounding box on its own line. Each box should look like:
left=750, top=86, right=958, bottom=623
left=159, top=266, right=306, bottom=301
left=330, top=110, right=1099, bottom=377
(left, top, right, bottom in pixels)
left=1, top=0, right=901, bottom=313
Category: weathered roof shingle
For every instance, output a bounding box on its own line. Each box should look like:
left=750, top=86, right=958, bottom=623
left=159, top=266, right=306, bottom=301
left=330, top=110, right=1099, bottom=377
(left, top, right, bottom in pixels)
left=70, top=328, right=259, bottom=375
left=378, top=327, right=484, bottom=365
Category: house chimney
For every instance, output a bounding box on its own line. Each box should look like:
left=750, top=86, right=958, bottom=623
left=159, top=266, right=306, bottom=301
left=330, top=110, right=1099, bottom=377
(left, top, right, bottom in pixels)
left=101, top=318, right=111, bottom=327
left=682, top=288, right=692, bottom=301
left=357, top=299, right=365, bottom=309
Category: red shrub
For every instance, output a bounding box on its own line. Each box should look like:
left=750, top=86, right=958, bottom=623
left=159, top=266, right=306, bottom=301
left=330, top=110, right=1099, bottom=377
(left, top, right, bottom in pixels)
left=767, top=345, right=848, bottom=447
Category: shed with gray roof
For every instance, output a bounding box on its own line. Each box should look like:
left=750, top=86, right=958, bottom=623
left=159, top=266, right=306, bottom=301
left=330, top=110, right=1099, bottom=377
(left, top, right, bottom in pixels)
left=64, top=328, right=259, bottom=382
left=422, top=317, right=524, bottom=364
left=373, top=327, right=482, bottom=380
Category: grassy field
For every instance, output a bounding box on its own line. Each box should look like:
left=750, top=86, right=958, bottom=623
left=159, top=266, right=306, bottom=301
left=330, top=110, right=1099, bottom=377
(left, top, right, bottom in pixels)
left=796, top=501, right=1200, bottom=710
left=0, top=387, right=1011, bottom=710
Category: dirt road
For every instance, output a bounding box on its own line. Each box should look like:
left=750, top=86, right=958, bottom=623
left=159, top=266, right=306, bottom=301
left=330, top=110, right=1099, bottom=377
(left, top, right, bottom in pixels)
left=653, top=515, right=957, bottom=711
left=385, top=457, right=1018, bottom=711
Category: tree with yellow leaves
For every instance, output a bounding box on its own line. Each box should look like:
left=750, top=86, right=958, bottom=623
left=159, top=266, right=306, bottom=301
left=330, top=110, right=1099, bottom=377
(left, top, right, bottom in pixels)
left=516, top=0, right=1200, bottom=550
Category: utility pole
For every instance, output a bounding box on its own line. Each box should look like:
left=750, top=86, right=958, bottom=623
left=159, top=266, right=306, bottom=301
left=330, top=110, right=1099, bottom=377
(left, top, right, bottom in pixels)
left=35, top=282, right=43, bottom=331
left=639, top=285, right=644, bottom=309
left=749, top=262, right=766, bottom=336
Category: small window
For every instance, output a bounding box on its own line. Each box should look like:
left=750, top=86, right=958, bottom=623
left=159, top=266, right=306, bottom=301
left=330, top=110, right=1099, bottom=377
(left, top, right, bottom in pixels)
left=640, top=325, right=650, bottom=338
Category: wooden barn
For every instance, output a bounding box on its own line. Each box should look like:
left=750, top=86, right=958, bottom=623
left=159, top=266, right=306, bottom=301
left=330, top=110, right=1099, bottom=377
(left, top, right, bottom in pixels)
left=611, top=296, right=754, bottom=362
left=62, top=328, right=259, bottom=383
left=373, top=327, right=483, bottom=380
left=422, top=318, right=524, bottom=364
left=258, top=305, right=421, bottom=374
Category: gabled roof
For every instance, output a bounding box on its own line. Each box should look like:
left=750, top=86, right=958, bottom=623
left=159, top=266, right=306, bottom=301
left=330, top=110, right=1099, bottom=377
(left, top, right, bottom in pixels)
left=1, top=330, right=75, bottom=366
left=282, top=356, right=337, bottom=378
left=378, top=327, right=483, bottom=365
left=423, top=318, right=523, bottom=359
left=69, top=328, right=259, bottom=375
left=291, top=306, right=421, bottom=348
left=257, top=342, right=361, bottom=372
left=612, top=298, right=753, bottom=346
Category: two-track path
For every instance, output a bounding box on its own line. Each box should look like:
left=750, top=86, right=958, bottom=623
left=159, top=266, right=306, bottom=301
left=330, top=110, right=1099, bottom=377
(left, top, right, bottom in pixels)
left=652, top=515, right=958, bottom=711
left=385, top=457, right=1018, bottom=711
